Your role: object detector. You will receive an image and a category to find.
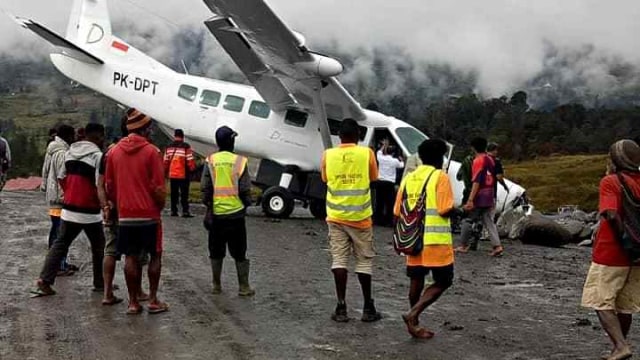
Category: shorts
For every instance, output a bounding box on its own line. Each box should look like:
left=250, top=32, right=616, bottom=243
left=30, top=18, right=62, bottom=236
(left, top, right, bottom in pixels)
left=407, top=264, right=454, bottom=288
left=104, top=224, right=119, bottom=258
left=581, top=262, right=640, bottom=314
left=117, top=221, right=163, bottom=258
left=327, top=222, right=375, bottom=275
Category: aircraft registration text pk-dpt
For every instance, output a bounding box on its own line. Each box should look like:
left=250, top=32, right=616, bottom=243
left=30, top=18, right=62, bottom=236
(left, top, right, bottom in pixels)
left=113, top=72, right=159, bottom=95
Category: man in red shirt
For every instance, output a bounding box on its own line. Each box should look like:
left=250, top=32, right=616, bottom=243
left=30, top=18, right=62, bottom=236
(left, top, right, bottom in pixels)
left=582, top=139, right=640, bottom=360
left=456, top=137, right=503, bottom=256
left=106, top=108, right=168, bottom=315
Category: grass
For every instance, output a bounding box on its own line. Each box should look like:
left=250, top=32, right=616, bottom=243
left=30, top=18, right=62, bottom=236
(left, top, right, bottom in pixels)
left=505, top=154, right=607, bottom=213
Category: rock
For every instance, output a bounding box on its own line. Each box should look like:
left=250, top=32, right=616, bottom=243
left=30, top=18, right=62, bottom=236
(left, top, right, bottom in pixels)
left=520, top=213, right=571, bottom=247
left=569, top=210, right=590, bottom=223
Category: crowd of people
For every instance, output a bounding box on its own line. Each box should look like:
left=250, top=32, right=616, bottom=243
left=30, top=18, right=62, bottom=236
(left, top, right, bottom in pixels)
left=16, top=109, right=640, bottom=359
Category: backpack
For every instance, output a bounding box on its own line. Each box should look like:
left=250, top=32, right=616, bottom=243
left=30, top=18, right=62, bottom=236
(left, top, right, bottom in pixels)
left=392, top=170, right=436, bottom=256
left=615, top=173, right=640, bottom=264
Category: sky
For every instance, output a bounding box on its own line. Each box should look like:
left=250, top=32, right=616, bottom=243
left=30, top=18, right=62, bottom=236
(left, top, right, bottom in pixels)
left=2, top=0, right=640, bottom=97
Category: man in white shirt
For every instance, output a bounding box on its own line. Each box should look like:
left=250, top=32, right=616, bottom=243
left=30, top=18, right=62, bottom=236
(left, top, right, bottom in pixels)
left=374, top=139, right=404, bottom=226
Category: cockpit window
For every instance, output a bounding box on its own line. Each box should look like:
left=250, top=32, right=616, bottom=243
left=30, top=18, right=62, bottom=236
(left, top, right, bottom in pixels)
left=178, top=85, right=198, bottom=102
left=395, top=127, right=428, bottom=154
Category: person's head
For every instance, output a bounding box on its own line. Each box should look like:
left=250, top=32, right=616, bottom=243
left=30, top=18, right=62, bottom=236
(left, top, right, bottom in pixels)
left=470, top=137, right=488, bottom=154
left=339, top=119, right=359, bottom=144
left=56, top=124, right=76, bottom=145
left=48, top=128, right=57, bottom=140
left=125, top=108, right=153, bottom=138
left=487, top=142, right=499, bottom=157
left=216, top=126, right=238, bottom=151
left=609, top=139, right=640, bottom=173
left=76, top=127, right=86, bottom=142
left=174, top=129, right=184, bottom=141
left=418, top=139, right=448, bottom=169
left=85, top=123, right=105, bottom=148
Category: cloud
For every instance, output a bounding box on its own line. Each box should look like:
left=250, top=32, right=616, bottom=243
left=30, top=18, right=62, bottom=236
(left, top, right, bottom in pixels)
left=2, top=0, right=640, bottom=98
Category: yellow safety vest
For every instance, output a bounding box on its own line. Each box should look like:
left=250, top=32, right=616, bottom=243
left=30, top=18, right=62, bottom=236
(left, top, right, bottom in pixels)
left=324, top=146, right=373, bottom=221
left=402, top=165, right=453, bottom=246
left=207, top=151, right=248, bottom=216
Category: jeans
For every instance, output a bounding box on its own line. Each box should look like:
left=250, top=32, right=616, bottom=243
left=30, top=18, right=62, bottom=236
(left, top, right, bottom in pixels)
left=48, top=216, right=68, bottom=271
left=40, top=220, right=105, bottom=288
left=170, top=179, right=190, bottom=214
left=373, top=180, right=396, bottom=226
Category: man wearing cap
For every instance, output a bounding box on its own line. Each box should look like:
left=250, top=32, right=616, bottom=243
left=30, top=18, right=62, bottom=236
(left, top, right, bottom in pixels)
left=106, top=108, right=168, bottom=314
left=164, top=129, right=197, bottom=217
left=321, top=119, right=381, bottom=322
left=201, top=126, right=254, bottom=296
left=582, top=139, right=640, bottom=360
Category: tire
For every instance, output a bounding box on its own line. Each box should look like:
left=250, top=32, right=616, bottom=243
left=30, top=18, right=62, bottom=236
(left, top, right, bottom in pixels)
left=309, top=199, right=327, bottom=220
left=261, top=186, right=294, bottom=218
left=520, top=214, right=571, bottom=247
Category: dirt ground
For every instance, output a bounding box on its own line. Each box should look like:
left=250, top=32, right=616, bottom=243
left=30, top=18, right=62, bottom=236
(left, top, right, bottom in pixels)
left=0, top=191, right=631, bottom=360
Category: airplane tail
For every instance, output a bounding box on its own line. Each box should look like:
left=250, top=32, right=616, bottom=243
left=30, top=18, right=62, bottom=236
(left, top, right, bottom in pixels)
left=65, top=0, right=113, bottom=54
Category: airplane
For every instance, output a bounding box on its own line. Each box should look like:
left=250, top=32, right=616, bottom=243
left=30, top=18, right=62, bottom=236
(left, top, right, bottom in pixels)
left=12, top=0, right=526, bottom=219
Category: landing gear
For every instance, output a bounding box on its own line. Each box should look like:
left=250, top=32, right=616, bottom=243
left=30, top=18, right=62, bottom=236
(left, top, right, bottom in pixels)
left=261, top=186, right=294, bottom=219
left=309, top=199, right=327, bottom=220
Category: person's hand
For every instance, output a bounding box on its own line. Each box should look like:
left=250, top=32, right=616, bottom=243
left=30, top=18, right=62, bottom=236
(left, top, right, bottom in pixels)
left=463, top=201, right=474, bottom=211
left=102, top=205, right=112, bottom=224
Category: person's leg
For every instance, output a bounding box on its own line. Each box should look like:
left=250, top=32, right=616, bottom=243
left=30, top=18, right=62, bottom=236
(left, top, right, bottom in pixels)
left=228, top=218, right=254, bottom=296
left=482, top=208, right=503, bottom=255
left=382, top=181, right=395, bottom=226
left=597, top=310, right=631, bottom=359
left=328, top=223, right=351, bottom=322
left=124, top=255, right=141, bottom=312
left=181, top=179, right=191, bottom=216
left=403, top=265, right=454, bottom=338
left=351, top=226, right=380, bottom=322
left=38, top=220, right=83, bottom=287
left=208, top=218, right=228, bottom=292
left=373, top=181, right=384, bottom=225
left=102, top=224, right=119, bottom=303
left=618, top=313, right=632, bottom=339
left=170, top=179, right=179, bottom=215
left=147, top=253, right=162, bottom=304
left=48, top=215, right=69, bottom=272
left=407, top=269, right=426, bottom=307
left=84, top=222, right=106, bottom=290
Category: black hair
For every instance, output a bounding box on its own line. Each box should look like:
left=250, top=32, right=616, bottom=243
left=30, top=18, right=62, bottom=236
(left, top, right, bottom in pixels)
left=175, top=129, right=184, bottom=137
left=339, top=119, right=359, bottom=143
left=470, top=137, right=488, bottom=153
left=418, top=139, right=448, bottom=168
left=57, top=124, right=76, bottom=143
left=48, top=128, right=57, bottom=136
left=85, top=123, right=105, bottom=137
left=120, top=115, right=129, bottom=137
left=487, top=142, right=499, bottom=152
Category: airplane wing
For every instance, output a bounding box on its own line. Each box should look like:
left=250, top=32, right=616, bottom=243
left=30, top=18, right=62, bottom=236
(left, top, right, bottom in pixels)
left=203, top=0, right=366, bottom=121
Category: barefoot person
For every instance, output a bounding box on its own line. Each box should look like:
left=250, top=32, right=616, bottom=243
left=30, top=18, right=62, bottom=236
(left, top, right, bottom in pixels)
left=106, top=108, right=168, bottom=314
left=581, top=139, right=640, bottom=360
left=395, top=139, right=455, bottom=339
left=322, top=119, right=381, bottom=322
left=33, top=123, right=106, bottom=296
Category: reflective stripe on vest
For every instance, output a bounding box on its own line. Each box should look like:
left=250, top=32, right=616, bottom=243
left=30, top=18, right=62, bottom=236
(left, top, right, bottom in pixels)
left=208, top=152, right=247, bottom=215
left=403, top=166, right=453, bottom=246
left=324, top=146, right=373, bottom=222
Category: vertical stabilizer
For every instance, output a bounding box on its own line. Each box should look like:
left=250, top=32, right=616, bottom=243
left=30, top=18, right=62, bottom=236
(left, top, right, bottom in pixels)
left=66, top=0, right=112, bottom=53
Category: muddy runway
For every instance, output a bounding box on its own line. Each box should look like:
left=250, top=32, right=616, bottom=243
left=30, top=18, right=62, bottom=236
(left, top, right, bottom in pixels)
left=0, top=191, right=628, bottom=359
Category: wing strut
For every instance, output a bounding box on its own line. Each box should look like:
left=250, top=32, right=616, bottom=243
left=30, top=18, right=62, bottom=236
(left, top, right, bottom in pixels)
left=310, top=81, right=333, bottom=149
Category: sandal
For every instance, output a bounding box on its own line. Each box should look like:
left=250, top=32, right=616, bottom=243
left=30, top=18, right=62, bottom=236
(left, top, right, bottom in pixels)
left=147, top=302, right=170, bottom=314
left=102, top=296, right=124, bottom=306
left=489, top=246, right=504, bottom=257
left=454, top=246, right=470, bottom=253
left=30, top=280, right=56, bottom=298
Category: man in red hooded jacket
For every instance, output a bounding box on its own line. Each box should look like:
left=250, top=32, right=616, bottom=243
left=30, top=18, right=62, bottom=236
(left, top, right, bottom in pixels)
left=106, top=108, right=168, bottom=315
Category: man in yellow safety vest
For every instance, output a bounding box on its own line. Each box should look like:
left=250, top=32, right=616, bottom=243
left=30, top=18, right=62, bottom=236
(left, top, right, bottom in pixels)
left=201, top=126, right=254, bottom=296
left=395, top=139, right=456, bottom=339
left=321, top=119, right=381, bottom=322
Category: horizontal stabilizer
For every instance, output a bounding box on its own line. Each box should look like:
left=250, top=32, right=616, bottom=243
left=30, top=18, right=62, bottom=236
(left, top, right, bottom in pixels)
left=14, top=17, right=103, bottom=65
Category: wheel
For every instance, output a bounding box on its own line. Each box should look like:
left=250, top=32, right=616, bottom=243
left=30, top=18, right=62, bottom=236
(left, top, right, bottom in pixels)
left=261, top=186, right=294, bottom=218
left=309, top=199, right=327, bottom=220
left=520, top=213, right=571, bottom=247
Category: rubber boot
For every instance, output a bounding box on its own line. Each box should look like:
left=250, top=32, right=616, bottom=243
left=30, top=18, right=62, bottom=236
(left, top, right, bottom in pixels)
left=210, top=258, right=223, bottom=294
left=235, top=260, right=255, bottom=297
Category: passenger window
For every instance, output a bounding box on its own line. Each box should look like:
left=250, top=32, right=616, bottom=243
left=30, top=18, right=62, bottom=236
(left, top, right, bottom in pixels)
left=200, top=90, right=221, bottom=107
left=178, top=85, right=198, bottom=102
left=248, top=101, right=271, bottom=119
left=223, top=95, right=245, bottom=112
left=285, top=110, right=308, bottom=128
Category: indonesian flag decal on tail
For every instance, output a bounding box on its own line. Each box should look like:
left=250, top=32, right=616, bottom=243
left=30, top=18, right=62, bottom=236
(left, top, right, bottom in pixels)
left=111, top=40, right=129, bottom=53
